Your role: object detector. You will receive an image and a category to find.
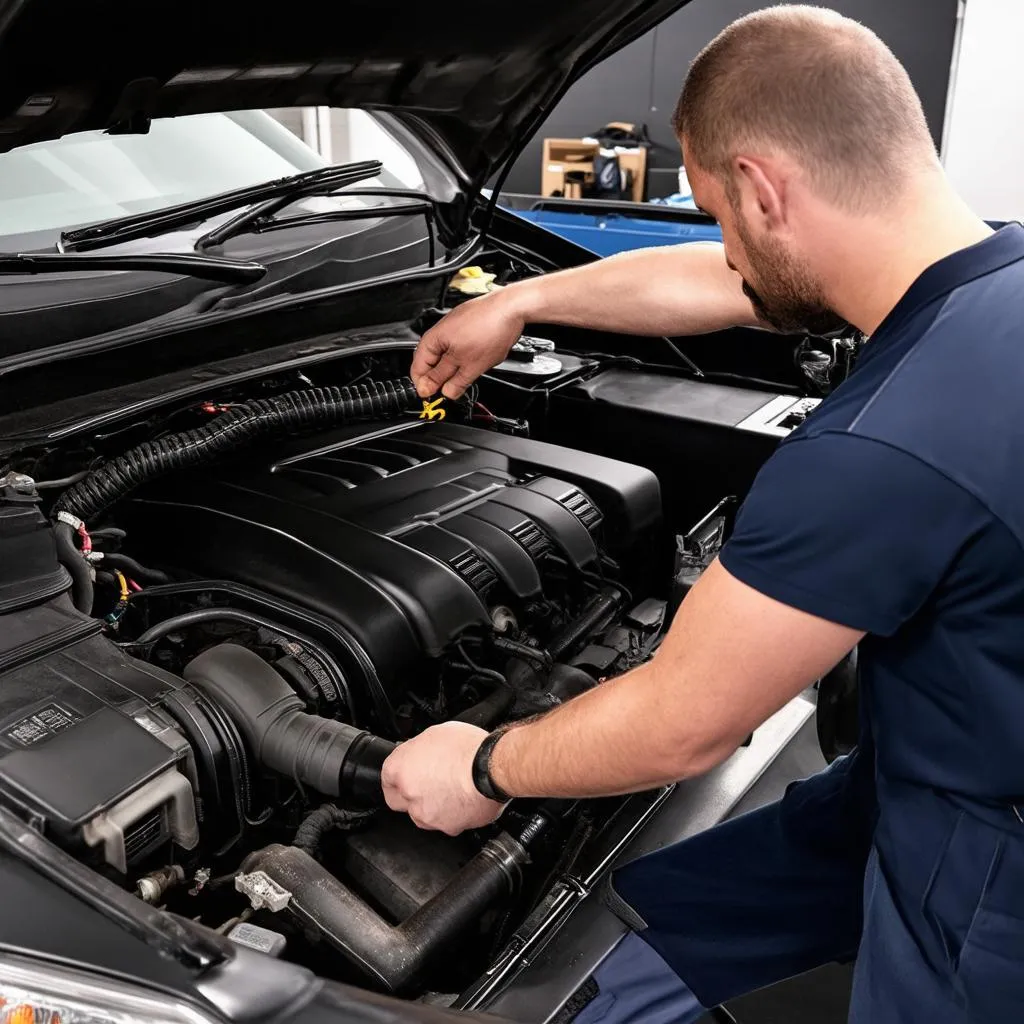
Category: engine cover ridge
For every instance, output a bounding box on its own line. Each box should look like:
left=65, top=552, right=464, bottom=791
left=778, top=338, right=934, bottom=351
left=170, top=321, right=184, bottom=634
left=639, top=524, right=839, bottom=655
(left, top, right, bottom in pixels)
left=126, top=422, right=661, bottom=704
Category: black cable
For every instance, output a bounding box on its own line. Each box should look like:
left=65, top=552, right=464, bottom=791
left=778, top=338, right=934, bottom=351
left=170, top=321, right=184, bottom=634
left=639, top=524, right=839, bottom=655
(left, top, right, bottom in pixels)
left=455, top=642, right=508, bottom=687
left=704, top=369, right=801, bottom=392
left=450, top=659, right=508, bottom=689
left=293, top=804, right=374, bottom=857
left=89, top=527, right=128, bottom=540
left=206, top=872, right=241, bottom=890
left=480, top=372, right=548, bottom=394
left=662, top=336, right=705, bottom=377
left=582, top=569, right=633, bottom=609
left=33, top=470, right=91, bottom=489
left=491, top=635, right=552, bottom=669
left=564, top=350, right=801, bottom=395
left=54, top=521, right=93, bottom=613
left=94, top=552, right=170, bottom=584
left=53, top=378, right=419, bottom=523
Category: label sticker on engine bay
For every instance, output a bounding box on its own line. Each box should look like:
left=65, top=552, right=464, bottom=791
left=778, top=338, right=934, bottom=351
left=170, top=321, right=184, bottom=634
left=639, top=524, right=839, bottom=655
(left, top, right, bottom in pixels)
left=3, top=702, right=82, bottom=747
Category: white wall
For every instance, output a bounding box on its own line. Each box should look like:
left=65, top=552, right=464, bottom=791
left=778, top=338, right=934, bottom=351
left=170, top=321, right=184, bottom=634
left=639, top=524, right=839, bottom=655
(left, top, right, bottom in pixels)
left=943, top=0, right=1024, bottom=220
left=343, top=110, right=423, bottom=188
left=266, top=107, right=424, bottom=188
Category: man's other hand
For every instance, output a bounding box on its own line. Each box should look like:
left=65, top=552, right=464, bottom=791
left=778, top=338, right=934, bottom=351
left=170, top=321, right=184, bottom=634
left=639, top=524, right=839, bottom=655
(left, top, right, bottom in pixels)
left=381, top=721, right=507, bottom=835
left=411, top=290, right=526, bottom=399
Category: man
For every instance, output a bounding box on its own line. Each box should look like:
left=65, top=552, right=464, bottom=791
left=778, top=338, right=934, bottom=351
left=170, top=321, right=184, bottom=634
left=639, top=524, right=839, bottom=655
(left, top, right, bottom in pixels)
left=383, top=7, right=1024, bottom=1022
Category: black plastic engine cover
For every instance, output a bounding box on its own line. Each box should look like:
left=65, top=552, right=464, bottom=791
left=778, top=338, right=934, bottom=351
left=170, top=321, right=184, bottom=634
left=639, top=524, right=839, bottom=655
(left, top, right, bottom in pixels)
left=128, top=422, right=661, bottom=701
left=0, top=484, right=203, bottom=866
left=0, top=595, right=194, bottom=858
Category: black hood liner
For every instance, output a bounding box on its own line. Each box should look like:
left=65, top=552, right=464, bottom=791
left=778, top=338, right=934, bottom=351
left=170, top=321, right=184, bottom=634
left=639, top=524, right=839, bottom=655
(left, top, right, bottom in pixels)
left=0, top=0, right=689, bottom=192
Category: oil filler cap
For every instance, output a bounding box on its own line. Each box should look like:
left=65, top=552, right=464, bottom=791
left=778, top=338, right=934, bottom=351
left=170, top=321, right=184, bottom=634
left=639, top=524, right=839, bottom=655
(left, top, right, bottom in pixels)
left=494, top=338, right=562, bottom=378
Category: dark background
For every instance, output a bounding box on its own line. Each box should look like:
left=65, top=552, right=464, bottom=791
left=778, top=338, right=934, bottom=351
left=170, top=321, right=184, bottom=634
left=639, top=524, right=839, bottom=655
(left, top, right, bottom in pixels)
left=502, top=0, right=961, bottom=198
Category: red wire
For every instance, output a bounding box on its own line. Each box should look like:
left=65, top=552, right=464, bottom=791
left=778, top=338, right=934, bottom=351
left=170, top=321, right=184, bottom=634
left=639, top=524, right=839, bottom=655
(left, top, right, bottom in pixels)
left=474, top=402, right=497, bottom=421
left=127, top=578, right=143, bottom=593
left=76, top=523, right=92, bottom=554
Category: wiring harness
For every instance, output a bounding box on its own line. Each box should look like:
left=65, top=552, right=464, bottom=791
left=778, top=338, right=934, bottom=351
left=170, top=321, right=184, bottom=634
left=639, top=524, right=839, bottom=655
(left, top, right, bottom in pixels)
left=52, top=378, right=420, bottom=613
left=54, top=378, right=419, bottom=523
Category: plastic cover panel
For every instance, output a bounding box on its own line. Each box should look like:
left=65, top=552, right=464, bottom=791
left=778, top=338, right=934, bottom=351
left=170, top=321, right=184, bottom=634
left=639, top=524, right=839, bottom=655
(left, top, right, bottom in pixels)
left=128, top=422, right=661, bottom=698
left=0, top=608, right=187, bottom=836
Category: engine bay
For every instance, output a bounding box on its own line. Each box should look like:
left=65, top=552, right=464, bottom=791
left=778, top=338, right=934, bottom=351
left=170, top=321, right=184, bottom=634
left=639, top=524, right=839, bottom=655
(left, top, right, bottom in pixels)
left=0, top=253, right=863, bottom=1005
left=0, top=338, right=752, bottom=1005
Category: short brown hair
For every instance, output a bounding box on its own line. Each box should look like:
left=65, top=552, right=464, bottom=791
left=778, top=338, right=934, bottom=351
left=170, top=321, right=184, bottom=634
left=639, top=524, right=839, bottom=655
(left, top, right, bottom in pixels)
left=673, top=5, right=936, bottom=209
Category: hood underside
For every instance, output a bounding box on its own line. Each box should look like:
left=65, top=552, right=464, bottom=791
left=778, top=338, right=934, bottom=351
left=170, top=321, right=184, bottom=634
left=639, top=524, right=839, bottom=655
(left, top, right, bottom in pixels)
left=0, top=0, right=689, bottom=187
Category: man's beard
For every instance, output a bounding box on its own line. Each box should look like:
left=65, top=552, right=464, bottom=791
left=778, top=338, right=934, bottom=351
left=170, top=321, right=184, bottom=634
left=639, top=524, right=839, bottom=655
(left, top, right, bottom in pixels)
left=736, top=218, right=849, bottom=336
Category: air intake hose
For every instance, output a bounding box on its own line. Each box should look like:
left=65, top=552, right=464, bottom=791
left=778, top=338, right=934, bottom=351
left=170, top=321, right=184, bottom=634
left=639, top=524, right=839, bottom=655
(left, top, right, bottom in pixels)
left=53, top=378, right=419, bottom=523
left=183, top=644, right=394, bottom=806
left=241, top=828, right=536, bottom=992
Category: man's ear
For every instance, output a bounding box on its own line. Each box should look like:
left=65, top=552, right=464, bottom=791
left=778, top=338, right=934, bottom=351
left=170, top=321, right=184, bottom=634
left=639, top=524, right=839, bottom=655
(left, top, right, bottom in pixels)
left=732, top=156, right=787, bottom=231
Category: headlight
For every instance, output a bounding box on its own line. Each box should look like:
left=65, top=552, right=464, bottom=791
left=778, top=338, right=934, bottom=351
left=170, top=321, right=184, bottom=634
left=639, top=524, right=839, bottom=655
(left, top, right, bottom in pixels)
left=0, top=956, right=217, bottom=1024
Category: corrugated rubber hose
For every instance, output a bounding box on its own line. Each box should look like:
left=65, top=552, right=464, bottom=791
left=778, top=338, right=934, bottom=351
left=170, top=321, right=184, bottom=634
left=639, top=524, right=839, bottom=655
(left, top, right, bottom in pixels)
left=53, top=378, right=420, bottom=523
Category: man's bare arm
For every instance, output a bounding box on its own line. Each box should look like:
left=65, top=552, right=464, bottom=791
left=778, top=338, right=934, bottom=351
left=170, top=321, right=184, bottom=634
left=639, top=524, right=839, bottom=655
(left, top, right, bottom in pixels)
left=411, top=243, right=762, bottom=399
left=510, top=242, right=760, bottom=336
left=380, top=560, right=862, bottom=833
left=490, top=561, right=862, bottom=798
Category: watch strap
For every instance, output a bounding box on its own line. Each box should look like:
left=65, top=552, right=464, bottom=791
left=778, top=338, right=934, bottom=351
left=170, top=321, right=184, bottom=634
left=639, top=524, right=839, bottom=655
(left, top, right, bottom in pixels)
left=472, top=729, right=512, bottom=803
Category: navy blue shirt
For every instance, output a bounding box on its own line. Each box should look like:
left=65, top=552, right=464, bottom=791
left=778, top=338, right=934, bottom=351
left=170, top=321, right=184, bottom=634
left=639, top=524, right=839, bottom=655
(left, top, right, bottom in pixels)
left=720, top=225, right=1024, bottom=811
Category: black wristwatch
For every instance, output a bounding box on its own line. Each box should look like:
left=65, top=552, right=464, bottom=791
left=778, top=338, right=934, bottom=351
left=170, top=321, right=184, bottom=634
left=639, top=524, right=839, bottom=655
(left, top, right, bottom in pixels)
left=472, top=728, right=512, bottom=803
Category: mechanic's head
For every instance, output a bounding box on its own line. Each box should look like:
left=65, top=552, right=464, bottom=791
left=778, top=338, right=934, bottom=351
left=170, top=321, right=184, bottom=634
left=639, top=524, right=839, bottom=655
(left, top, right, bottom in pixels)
left=673, top=5, right=938, bottom=334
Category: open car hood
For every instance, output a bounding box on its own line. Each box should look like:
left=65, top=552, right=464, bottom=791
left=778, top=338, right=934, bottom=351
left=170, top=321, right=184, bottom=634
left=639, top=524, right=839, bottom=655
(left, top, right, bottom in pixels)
left=0, top=0, right=689, bottom=194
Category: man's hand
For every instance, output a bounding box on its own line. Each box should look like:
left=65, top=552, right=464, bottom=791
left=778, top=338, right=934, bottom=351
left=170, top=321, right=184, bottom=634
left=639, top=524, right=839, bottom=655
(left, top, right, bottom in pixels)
left=411, top=290, right=526, bottom=399
left=381, top=721, right=507, bottom=835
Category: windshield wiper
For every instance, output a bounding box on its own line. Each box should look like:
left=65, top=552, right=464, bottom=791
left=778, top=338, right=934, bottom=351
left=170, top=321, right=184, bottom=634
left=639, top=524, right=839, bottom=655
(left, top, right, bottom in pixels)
left=59, top=160, right=383, bottom=253
left=0, top=252, right=267, bottom=284
left=197, top=187, right=440, bottom=265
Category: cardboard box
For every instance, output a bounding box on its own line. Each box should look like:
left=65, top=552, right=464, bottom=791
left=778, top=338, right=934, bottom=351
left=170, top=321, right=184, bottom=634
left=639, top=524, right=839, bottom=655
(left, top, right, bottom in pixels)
left=540, top=136, right=647, bottom=202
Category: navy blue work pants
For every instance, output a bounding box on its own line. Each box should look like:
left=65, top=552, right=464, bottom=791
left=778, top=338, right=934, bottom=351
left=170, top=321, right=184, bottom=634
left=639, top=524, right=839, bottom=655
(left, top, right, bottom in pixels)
left=575, top=750, right=1024, bottom=1022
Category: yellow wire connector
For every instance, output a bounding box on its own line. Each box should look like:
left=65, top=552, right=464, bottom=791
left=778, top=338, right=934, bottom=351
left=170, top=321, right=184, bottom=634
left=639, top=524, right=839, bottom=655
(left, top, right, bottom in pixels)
left=419, top=397, right=446, bottom=421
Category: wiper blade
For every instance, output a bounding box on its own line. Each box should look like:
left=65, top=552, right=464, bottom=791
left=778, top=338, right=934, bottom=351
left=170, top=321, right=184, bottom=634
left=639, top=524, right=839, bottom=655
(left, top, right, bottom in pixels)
left=59, top=160, right=383, bottom=253
left=0, top=251, right=267, bottom=284
left=196, top=185, right=432, bottom=251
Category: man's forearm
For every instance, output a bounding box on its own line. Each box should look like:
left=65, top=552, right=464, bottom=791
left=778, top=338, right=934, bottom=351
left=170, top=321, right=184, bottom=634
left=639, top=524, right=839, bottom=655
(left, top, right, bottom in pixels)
left=488, top=658, right=735, bottom=799
left=379, top=563, right=862, bottom=835
left=501, top=242, right=762, bottom=338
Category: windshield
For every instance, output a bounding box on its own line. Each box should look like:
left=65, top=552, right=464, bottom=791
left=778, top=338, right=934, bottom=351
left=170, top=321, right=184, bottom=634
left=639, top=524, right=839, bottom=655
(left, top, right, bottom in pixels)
left=0, top=109, right=422, bottom=248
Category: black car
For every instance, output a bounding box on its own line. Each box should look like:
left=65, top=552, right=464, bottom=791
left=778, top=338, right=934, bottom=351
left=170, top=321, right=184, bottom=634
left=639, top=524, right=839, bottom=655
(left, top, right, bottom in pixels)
left=0, top=3, right=861, bottom=1022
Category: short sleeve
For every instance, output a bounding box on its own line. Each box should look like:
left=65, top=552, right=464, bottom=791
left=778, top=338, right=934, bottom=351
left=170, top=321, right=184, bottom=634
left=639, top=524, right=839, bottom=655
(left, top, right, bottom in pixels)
left=718, top=432, right=991, bottom=635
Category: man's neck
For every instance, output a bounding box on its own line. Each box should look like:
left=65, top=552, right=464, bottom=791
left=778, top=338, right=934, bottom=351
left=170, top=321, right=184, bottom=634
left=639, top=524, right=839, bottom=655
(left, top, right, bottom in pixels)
left=825, top=183, right=993, bottom=337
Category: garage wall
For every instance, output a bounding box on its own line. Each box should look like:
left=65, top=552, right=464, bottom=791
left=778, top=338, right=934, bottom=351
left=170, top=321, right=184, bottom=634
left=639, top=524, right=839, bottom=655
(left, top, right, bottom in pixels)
left=264, top=106, right=422, bottom=187
left=942, top=0, right=1024, bottom=219
left=500, top=0, right=961, bottom=198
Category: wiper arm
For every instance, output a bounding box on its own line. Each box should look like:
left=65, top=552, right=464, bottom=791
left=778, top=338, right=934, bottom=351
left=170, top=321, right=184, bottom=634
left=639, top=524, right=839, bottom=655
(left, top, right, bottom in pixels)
left=0, top=251, right=267, bottom=284
left=59, top=160, right=383, bottom=253
left=196, top=186, right=434, bottom=250
left=197, top=187, right=441, bottom=265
